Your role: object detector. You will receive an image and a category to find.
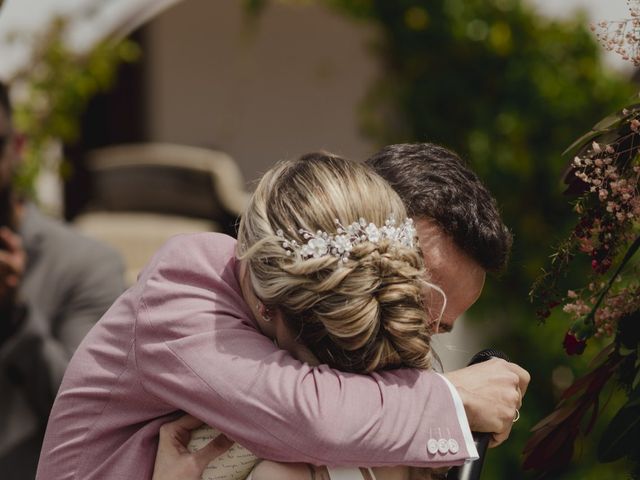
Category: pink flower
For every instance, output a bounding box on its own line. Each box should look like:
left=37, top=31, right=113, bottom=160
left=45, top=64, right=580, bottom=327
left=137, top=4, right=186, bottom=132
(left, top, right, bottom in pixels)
left=578, top=237, right=594, bottom=253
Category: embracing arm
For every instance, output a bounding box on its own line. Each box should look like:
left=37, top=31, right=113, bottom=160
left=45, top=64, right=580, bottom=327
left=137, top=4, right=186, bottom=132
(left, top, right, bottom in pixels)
left=135, top=234, right=478, bottom=468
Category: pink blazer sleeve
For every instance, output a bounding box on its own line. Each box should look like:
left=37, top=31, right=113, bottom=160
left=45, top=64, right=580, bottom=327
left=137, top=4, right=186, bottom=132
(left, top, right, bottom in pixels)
left=135, top=233, right=478, bottom=467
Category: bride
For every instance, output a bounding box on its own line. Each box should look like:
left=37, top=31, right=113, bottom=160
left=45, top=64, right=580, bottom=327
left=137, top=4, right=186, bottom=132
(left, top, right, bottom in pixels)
left=180, top=152, right=450, bottom=480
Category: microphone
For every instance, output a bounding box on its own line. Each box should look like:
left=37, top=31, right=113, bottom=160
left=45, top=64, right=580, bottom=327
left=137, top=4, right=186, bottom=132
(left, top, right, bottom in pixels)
left=446, top=349, right=510, bottom=480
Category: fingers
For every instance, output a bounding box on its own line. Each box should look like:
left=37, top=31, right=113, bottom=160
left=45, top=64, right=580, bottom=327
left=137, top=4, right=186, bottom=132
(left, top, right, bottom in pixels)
left=0, top=229, right=25, bottom=284
left=504, top=361, right=531, bottom=396
left=0, top=227, right=22, bottom=253
left=153, top=416, right=232, bottom=480
left=445, top=359, right=529, bottom=448
left=158, top=414, right=204, bottom=454
left=516, top=386, right=523, bottom=409
left=489, top=427, right=511, bottom=448
left=489, top=358, right=530, bottom=405
left=157, top=414, right=233, bottom=469
left=0, top=250, right=23, bottom=274
left=0, top=270, right=19, bottom=288
left=488, top=411, right=515, bottom=449
left=170, top=413, right=206, bottom=431
left=158, top=422, right=190, bottom=456
left=481, top=360, right=527, bottom=436
left=192, top=433, right=233, bottom=471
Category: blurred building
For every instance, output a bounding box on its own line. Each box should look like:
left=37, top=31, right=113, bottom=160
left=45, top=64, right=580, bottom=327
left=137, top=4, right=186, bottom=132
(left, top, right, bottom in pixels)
left=143, top=0, right=378, bottom=184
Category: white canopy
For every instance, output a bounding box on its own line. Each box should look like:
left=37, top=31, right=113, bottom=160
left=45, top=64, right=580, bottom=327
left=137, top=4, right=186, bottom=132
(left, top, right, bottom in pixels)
left=0, top=0, right=182, bottom=81
left=0, top=0, right=631, bottom=82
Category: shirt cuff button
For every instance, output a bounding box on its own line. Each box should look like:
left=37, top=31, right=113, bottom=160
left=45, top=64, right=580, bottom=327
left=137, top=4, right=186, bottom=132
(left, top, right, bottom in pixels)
left=427, top=438, right=439, bottom=455
left=448, top=438, right=459, bottom=454
left=438, top=438, right=449, bottom=454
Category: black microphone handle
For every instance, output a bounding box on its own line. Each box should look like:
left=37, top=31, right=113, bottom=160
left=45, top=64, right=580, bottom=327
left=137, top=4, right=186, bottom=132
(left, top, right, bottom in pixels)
left=446, top=349, right=509, bottom=480
left=446, top=432, right=491, bottom=480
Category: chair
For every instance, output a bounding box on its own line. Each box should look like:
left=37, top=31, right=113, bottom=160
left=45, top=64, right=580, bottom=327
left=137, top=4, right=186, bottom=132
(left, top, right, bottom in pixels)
left=73, top=143, right=250, bottom=284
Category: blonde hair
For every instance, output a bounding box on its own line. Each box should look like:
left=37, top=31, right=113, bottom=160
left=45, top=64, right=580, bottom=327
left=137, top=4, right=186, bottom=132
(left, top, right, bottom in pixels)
left=237, top=152, right=434, bottom=373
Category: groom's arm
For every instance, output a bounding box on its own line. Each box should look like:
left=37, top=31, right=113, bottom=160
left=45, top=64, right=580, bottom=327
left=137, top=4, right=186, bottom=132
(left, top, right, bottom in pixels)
left=136, top=234, right=522, bottom=467
left=139, top=326, right=476, bottom=467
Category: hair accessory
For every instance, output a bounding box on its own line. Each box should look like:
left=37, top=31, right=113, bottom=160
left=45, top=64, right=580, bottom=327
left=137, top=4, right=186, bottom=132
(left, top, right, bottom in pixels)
left=276, top=217, right=416, bottom=263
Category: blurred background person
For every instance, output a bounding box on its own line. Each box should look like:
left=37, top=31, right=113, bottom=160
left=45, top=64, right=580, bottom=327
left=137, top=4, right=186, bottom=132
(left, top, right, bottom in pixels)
left=0, top=81, right=125, bottom=480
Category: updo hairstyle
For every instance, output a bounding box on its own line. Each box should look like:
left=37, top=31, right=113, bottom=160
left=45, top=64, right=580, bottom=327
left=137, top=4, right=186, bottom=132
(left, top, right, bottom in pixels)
left=237, top=152, right=435, bottom=373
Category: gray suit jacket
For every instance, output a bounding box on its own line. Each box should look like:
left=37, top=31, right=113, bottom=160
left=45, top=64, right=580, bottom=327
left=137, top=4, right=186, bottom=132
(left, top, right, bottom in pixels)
left=0, top=205, right=125, bottom=480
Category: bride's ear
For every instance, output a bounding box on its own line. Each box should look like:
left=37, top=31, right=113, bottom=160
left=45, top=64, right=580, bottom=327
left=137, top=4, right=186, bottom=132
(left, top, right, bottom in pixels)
left=257, top=303, right=276, bottom=322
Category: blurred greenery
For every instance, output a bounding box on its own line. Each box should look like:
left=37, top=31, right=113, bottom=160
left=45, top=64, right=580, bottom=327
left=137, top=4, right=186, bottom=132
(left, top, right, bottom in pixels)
left=249, top=0, right=636, bottom=477
left=9, top=14, right=140, bottom=197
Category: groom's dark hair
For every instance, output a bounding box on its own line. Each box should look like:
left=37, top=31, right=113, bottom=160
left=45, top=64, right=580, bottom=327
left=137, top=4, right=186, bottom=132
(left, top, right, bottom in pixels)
left=366, top=143, right=512, bottom=273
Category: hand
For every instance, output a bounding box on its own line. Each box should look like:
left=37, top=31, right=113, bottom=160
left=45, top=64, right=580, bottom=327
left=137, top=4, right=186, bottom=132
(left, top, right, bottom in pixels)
left=152, top=414, right=233, bottom=480
left=444, top=358, right=530, bottom=447
left=0, top=227, right=26, bottom=308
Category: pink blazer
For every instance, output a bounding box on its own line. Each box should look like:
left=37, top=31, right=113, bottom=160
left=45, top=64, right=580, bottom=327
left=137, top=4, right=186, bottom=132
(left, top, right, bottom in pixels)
left=36, top=233, right=477, bottom=480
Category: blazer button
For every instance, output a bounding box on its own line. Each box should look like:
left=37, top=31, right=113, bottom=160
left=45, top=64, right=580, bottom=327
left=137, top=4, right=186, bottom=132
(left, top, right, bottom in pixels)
left=438, top=438, right=449, bottom=454
left=448, top=438, right=459, bottom=454
left=427, top=438, right=439, bottom=455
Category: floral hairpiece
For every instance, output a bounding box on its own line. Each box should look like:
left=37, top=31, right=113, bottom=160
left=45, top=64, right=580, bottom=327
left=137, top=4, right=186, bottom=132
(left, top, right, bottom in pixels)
left=276, top=217, right=416, bottom=263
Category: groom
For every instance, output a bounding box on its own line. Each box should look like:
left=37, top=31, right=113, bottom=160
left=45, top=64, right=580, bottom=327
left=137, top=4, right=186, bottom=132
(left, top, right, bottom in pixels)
left=367, top=143, right=521, bottom=447
left=152, top=142, right=528, bottom=477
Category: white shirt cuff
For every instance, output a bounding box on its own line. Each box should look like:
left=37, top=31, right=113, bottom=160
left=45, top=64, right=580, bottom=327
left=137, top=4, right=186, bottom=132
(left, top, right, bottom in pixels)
left=436, top=373, right=479, bottom=461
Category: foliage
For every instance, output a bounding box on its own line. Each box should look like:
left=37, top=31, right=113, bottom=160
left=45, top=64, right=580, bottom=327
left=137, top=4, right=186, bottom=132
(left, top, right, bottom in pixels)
left=247, top=0, right=635, bottom=477
left=525, top=3, right=640, bottom=476
left=8, top=13, right=140, bottom=196
left=526, top=100, right=640, bottom=476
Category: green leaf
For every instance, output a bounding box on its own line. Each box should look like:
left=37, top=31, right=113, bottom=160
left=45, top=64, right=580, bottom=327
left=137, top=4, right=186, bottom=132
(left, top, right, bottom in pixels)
left=633, top=370, right=640, bottom=391
left=620, top=345, right=636, bottom=356
left=598, top=401, right=640, bottom=462
left=562, top=106, right=640, bottom=156
left=562, top=130, right=602, bottom=156
left=592, top=113, right=624, bottom=131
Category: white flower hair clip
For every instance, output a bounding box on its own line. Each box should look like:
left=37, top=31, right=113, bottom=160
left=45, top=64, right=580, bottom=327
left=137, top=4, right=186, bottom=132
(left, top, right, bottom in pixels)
left=276, top=217, right=417, bottom=263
